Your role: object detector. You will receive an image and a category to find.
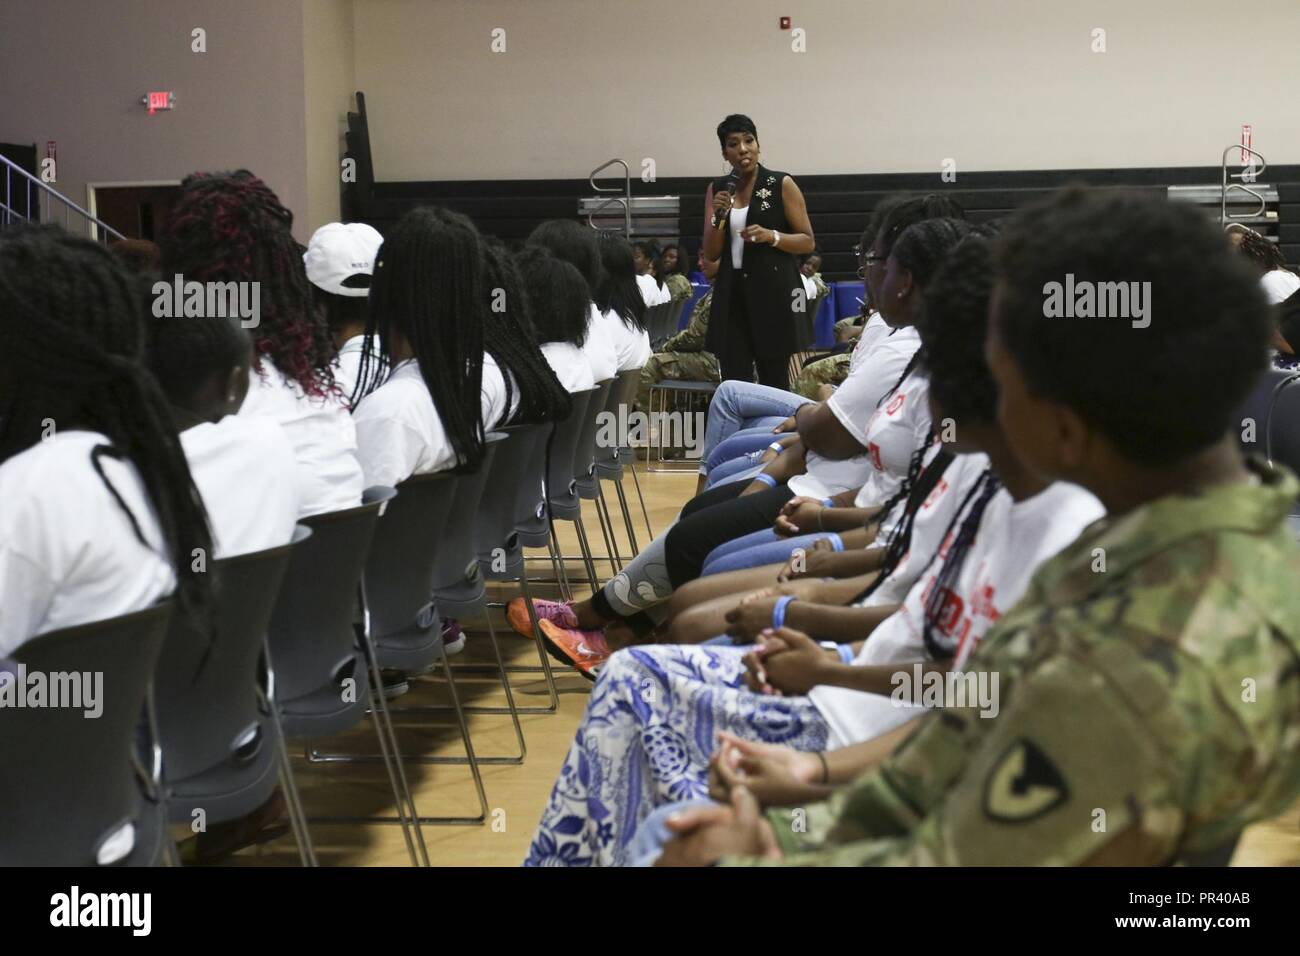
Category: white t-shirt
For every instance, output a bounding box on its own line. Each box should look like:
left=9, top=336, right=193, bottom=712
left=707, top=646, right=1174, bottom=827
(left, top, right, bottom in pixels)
left=181, top=416, right=301, bottom=559
left=788, top=326, right=923, bottom=500
left=810, top=480, right=1104, bottom=749
left=1262, top=269, right=1300, bottom=305
left=542, top=340, right=596, bottom=393
left=851, top=368, right=933, bottom=512
left=861, top=448, right=992, bottom=608
left=352, top=353, right=510, bottom=488
left=849, top=313, right=891, bottom=374
left=729, top=206, right=749, bottom=268
left=636, top=273, right=671, bottom=307
left=599, top=307, right=652, bottom=372
left=0, top=431, right=175, bottom=657
left=333, top=335, right=386, bottom=408
left=238, top=357, right=364, bottom=518
left=583, top=304, right=619, bottom=383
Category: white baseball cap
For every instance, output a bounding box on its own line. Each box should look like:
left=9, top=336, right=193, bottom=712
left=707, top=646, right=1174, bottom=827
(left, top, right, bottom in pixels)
left=304, top=222, right=383, bottom=297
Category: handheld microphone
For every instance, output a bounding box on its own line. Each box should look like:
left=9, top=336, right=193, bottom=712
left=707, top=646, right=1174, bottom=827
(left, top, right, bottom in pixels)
left=711, top=171, right=740, bottom=229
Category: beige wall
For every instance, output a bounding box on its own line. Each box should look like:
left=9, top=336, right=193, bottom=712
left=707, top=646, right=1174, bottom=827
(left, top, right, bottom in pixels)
left=303, top=0, right=357, bottom=233
left=355, top=0, right=1300, bottom=181
left=0, top=0, right=311, bottom=238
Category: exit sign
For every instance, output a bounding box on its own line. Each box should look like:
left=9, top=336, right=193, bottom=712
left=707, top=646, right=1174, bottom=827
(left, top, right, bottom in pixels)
left=144, top=91, right=175, bottom=114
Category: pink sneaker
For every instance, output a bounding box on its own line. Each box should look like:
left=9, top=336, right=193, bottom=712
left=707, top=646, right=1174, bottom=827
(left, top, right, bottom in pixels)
left=506, top=597, right=578, bottom=638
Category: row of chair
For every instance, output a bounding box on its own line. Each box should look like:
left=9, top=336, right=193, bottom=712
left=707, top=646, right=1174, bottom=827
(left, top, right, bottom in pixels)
left=0, top=365, right=655, bottom=867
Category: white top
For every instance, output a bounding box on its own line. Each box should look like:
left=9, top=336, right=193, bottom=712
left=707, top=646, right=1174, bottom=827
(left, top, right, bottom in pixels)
left=181, top=416, right=301, bottom=560
left=636, top=273, right=671, bottom=307
left=0, top=430, right=175, bottom=657
left=861, top=448, right=992, bottom=608
left=729, top=205, right=749, bottom=268
left=352, top=353, right=510, bottom=488
left=237, top=357, right=364, bottom=518
left=849, top=313, right=891, bottom=374
left=851, top=368, right=933, bottom=511
left=1262, top=269, right=1300, bottom=305
left=583, top=304, right=619, bottom=383
left=787, top=326, right=923, bottom=499
left=333, top=334, right=386, bottom=408
left=810, top=480, right=1105, bottom=749
left=599, top=307, right=651, bottom=372
left=799, top=273, right=818, bottom=301
left=542, top=340, right=596, bottom=392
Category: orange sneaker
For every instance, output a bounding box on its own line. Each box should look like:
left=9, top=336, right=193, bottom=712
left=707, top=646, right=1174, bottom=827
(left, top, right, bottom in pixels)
left=506, top=597, right=577, bottom=638
left=537, top=619, right=610, bottom=681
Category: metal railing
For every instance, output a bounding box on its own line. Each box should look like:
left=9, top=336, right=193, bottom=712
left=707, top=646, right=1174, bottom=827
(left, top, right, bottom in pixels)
left=1221, top=144, right=1268, bottom=228
left=1, top=152, right=126, bottom=242
left=587, top=158, right=631, bottom=235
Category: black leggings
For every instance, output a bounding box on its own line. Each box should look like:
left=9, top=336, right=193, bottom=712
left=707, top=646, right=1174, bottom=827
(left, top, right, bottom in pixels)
left=719, top=279, right=790, bottom=389
left=664, top=483, right=796, bottom=589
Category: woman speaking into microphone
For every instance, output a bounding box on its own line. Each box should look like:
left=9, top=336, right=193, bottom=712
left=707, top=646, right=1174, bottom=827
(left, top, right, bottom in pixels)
left=701, top=113, right=815, bottom=388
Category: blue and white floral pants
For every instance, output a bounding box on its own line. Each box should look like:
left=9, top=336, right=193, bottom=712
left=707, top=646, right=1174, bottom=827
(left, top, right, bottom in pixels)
left=523, top=643, right=829, bottom=867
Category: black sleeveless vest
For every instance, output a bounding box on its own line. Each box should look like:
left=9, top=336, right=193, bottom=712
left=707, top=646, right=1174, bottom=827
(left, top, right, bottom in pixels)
left=706, top=163, right=805, bottom=360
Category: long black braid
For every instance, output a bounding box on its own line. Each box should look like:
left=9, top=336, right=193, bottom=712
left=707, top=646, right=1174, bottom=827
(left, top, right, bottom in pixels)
left=919, top=469, right=1002, bottom=660
left=0, top=226, right=214, bottom=624
left=595, top=234, right=648, bottom=332
left=356, top=206, right=488, bottom=473
left=481, top=238, right=572, bottom=426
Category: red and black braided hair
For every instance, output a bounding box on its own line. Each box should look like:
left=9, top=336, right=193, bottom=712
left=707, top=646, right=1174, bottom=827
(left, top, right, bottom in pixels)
left=159, top=170, right=336, bottom=398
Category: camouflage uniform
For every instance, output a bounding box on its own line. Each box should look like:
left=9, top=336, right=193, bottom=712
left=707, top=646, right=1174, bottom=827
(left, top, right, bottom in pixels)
left=665, top=273, right=693, bottom=302
left=636, top=288, right=720, bottom=411
left=790, top=352, right=851, bottom=399
left=726, top=461, right=1300, bottom=866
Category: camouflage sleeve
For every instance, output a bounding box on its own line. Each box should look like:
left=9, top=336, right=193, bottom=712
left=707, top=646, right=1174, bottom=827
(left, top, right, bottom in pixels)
left=726, top=645, right=1205, bottom=867
left=663, top=290, right=711, bottom=352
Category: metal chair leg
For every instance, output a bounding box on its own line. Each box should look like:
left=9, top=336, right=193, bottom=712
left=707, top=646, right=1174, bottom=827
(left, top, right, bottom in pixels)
left=613, top=474, right=640, bottom=554
left=591, top=487, right=621, bottom=575
left=572, top=513, right=601, bottom=596
left=628, top=455, right=653, bottom=538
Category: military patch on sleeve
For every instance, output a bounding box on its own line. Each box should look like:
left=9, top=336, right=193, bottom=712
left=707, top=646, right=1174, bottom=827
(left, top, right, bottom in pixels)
left=983, top=738, right=1069, bottom=823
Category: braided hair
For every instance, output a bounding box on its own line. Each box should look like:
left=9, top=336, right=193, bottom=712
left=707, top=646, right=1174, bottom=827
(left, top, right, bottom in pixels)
left=1227, top=224, right=1291, bottom=275
left=595, top=234, right=648, bottom=332
left=359, top=206, right=488, bottom=473
left=514, top=246, right=590, bottom=347
left=0, top=226, right=214, bottom=623
left=919, top=469, right=1002, bottom=660
left=481, top=238, right=572, bottom=425
left=146, top=311, right=250, bottom=412
left=527, top=219, right=604, bottom=299
left=160, top=170, right=336, bottom=399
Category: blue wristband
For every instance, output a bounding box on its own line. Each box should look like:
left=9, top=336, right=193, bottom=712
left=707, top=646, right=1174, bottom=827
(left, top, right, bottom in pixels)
left=772, top=595, right=798, bottom=630
left=754, top=473, right=777, bottom=488
left=768, top=442, right=784, bottom=455
left=821, top=497, right=835, bottom=507
left=827, top=533, right=844, bottom=552
left=836, top=644, right=855, bottom=664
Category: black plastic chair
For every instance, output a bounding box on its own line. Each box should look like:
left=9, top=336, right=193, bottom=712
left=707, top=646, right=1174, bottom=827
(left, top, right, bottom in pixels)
left=352, top=469, right=489, bottom=826
left=559, top=378, right=616, bottom=587
left=153, top=526, right=315, bottom=865
left=1235, top=367, right=1298, bottom=457
left=0, top=602, right=173, bottom=867
left=592, top=366, right=648, bottom=562
left=265, top=485, right=428, bottom=866
left=1265, top=373, right=1300, bottom=475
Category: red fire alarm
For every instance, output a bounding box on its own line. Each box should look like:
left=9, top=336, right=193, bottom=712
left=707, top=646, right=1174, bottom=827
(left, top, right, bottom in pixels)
left=142, top=91, right=175, bottom=114
left=779, top=16, right=791, bottom=29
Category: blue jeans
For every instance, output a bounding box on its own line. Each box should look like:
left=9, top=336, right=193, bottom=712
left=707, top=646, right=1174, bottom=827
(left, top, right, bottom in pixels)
left=700, top=380, right=811, bottom=469
left=704, top=427, right=782, bottom=475
left=701, top=528, right=843, bottom=576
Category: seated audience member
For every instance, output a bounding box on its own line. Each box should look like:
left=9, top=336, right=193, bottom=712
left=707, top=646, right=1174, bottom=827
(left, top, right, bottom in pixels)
left=1228, top=222, right=1300, bottom=305
left=146, top=311, right=300, bottom=558
left=594, top=234, right=652, bottom=372
left=635, top=253, right=721, bottom=412
left=651, top=187, right=1300, bottom=868
left=523, top=231, right=1104, bottom=867
left=303, top=221, right=384, bottom=403
left=528, top=219, right=618, bottom=382
left=159, top=170, right=363, bottom=518
left=479, top=238, right=574, bottom=426
left=0, top=227, right=207, bottom=655
left=515, top=246, right=597, bottom=394
left=508, top=216, right=969, bottom=675
left=656, top=243, right=694, bottom=301
left=110, top=237, right=162, bottom=276
left=350, top=207, right=509, bottom=489
left=632, top=240, right=671, bottom=306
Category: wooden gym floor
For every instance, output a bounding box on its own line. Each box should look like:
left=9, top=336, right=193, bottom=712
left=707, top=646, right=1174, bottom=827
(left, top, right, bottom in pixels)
left=216, top=466, right=1300, bottom=867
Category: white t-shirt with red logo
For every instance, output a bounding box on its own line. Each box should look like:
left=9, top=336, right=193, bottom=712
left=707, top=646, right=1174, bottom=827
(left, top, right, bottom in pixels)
left=850, top=367, right=933, bottom=513
left=809, top=479, right=1104, bottom=749
left=787, top=328, right=924, bottom=500
left=860, top=448, right=991, bottom=608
